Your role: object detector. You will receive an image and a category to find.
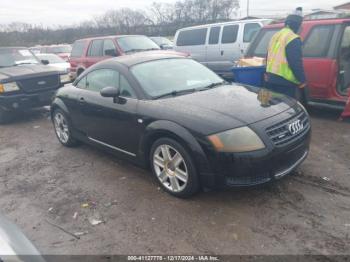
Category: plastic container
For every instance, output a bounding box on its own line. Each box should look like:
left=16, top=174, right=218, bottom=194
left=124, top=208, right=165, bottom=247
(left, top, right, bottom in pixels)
left=231, top=66, right=266, bottom=87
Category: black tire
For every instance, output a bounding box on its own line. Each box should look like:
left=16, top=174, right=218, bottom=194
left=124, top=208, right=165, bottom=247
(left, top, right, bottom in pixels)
left=150, top=137, right=200, bottom=198
left=52, top=108, right=79, bottom=147
left=0, top=107, right=12, bottom=124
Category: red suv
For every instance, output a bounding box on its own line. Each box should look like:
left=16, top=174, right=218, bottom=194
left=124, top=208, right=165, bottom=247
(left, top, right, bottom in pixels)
left=69, top=35, right=186, bottom=80
left=246, top=18, right=350, bottom=110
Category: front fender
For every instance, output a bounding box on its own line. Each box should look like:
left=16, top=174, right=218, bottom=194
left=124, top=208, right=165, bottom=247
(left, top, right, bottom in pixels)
left=51, top=97, right=70, bottom=120
left=139, top=120, right=211, bottom=174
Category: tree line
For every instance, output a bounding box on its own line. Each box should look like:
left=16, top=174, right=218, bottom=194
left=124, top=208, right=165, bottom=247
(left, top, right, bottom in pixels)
left=0, top=0, right=239, bottom=47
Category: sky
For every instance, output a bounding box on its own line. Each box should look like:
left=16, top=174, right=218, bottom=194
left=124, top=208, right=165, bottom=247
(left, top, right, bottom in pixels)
left=0, top=0, right=348, bottom=26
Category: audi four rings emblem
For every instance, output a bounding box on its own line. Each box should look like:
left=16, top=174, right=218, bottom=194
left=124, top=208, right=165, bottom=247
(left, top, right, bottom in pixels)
left=288, top=120, right=304, bottom=135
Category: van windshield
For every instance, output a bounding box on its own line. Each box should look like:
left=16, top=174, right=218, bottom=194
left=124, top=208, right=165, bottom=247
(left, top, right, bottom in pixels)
left=247, top=28, right=279, bottom=57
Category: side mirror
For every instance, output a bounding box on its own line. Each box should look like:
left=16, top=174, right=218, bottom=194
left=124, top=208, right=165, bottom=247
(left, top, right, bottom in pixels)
left=41, top=59, right=49, bottom=65
left=100, top=86, right=120, bottom=103
left=105, top=49, right=118, bottom=57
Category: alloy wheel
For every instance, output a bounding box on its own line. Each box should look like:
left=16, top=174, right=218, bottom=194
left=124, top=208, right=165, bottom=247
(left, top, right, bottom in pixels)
left=153, top=144, right=188, bottom=193
left=54, top=112, right=70, bottom=144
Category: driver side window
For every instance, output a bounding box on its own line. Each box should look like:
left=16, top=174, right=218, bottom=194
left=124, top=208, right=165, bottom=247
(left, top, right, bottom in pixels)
left=76, top=69, right=136, bottom=98
left=86, top=69, right=119, bottom=92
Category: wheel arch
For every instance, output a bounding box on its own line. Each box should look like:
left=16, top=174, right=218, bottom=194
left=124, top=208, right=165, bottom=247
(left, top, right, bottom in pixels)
left=51, top=98, right=70, bottom=121
left=139, top=120, right=210, bottom=174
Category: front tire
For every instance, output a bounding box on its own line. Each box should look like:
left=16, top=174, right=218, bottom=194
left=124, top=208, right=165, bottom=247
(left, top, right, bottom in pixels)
left=150, top=138, right=200, bottom=198
left=52, top=109, right=79, bottom=147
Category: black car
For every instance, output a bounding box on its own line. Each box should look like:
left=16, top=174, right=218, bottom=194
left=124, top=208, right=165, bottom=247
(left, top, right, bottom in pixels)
left=0, top=47, right=70, bottom=123
left=51, top=53, right=311, bottom=198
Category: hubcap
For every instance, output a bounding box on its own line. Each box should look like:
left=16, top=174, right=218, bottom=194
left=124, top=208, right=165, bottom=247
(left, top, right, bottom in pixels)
left=153, top=144, right=188, bottom=193
left=54, top=112, right=69, bottom=144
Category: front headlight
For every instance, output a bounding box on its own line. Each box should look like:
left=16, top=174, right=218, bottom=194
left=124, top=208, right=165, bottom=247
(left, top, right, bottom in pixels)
left=207, top=127, right=265, bottom=153
left=0, top=82, right=20, bottom=93
left=60, top=74, right=70, bottom=83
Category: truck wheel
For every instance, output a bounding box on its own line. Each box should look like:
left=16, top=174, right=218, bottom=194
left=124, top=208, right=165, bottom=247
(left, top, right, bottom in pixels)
left=0, top=107, right=11, bottom=124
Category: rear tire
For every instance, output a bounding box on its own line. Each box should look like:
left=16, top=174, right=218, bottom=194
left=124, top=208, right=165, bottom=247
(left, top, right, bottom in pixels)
left=150, top=137, right=200, bottom=198
left=52, top=109, right=79, bottom=147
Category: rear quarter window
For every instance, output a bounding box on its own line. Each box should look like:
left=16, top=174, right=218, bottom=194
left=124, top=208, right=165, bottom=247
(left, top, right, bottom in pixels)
left=303, top=25, right=335, bottom=57
left=71, top=40, right=87, bottom=57
left=176, top=28, right=208, bottom=46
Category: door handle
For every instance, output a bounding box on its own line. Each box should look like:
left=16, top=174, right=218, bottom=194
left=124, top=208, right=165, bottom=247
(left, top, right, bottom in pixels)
left=221, top=50, right=224, bottom=56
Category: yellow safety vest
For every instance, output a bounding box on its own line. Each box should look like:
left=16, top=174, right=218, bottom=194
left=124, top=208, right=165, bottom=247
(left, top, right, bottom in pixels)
left=266, top=27, right=300, bottom=84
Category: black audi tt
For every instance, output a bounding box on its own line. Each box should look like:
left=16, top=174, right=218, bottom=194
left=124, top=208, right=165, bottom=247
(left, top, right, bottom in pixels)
left=51, top=53, right=311, bottom=198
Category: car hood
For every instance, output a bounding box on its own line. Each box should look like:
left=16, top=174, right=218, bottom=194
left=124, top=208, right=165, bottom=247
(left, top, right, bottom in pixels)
left=143, top=85, right=297, bottom=135
left=0, top=64, right=60, bottom=81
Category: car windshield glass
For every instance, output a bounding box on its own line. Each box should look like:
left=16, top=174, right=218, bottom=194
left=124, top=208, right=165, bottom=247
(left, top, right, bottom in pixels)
left=131, top=58, right=223, bottom=98
left=0, top=48, right=39, bottom=67
left=152, top=37, right=173, bottom=46
left=37, top=54, right=65, bottom=64
left=117, top=36, right=160, bottom=53
left=48, top=45, right=72, bottom=54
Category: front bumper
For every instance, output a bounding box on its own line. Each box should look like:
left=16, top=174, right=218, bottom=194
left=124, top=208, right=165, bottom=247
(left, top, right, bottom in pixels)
left=199, top=107, right=311, bottom=189
left=0, top=90, right=56, bottom=110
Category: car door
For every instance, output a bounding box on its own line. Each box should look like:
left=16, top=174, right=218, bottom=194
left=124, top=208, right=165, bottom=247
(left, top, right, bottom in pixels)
left=84, top=39, right=104, bottom=69
left=303, top=24, right=338, bottom=100
left=77, top=68, right=139, bottom=155
left=241, top=22, right=262, bottom=55
left=206, top=26, right=222, bottom=72
left=217, top=23, right=240, bottom=73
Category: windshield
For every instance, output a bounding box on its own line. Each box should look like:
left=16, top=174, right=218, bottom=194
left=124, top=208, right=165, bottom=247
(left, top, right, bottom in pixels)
left=37, top=54, right=65, bottom=64
left=0, top=48, right=39, bottom=67
left=47, top=45, right=72, bottom=54
left=117, top=36, right=160, bottom=53
left=151, top=37, right=173, bottom=46
left=131, top=58, right=223, bottom=98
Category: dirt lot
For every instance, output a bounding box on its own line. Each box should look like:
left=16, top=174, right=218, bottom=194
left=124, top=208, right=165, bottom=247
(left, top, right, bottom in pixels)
left=0, top=107, right=349, bottom=256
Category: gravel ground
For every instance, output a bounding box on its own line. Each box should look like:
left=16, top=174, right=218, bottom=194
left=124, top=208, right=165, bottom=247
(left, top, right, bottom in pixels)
left=0, top=107, right=349, bottom=256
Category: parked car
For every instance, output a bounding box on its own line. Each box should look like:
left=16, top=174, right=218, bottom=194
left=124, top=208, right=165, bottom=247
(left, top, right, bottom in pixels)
left=0, top=47, right=70, bottom=123
left=246, top=18, right=350, bottom=110
left=36, top=53, right=70, bottom=73
left=51, top=53, right=311, bottom=198
left=150, top=36, right=174, bottom=49
left=0, top=214, right=45, bottom=261
left=69, top=35, right=188, bottom=80
left=174, top=19, right=272, bottom=78
left=40, top=44, right=72, bottom=61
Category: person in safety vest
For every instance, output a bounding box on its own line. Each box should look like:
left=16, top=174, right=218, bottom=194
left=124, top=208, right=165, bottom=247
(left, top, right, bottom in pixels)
left=266, top=11, right=306, bottom=101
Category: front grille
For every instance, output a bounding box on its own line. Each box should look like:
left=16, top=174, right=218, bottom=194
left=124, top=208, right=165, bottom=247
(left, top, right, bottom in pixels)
left=266, top=111, right=310, bottom=147
left=226, top=172, right=271, bottom=186
left=18, top=75, right=60, bottom=93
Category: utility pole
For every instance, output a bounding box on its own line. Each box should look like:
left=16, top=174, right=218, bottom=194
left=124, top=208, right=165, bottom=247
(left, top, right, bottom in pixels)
left=247, top=0, right=250, bottom=17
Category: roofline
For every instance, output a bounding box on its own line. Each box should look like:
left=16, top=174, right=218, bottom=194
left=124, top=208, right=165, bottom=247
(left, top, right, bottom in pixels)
left=76, top=34, right=147, bottom=41
left=334, top=2, right=350, bottom=9
left=176, top=19, right=272, bottom=31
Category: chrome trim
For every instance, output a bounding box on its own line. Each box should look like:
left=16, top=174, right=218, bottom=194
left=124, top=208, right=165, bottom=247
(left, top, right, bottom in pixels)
left=88, top=137, right=136, bottom=157
left=274, top=150, right=309, bottom=179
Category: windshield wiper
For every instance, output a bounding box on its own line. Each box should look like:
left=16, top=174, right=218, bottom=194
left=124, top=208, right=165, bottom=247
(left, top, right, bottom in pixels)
left=154, top=88, right=197, bottom=99
left=199, top=81, right=227, bottom=91
left=124, top=49, right=147, bottom=53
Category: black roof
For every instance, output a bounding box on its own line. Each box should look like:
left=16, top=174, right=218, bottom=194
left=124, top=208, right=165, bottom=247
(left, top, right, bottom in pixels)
left=102, top=52, right=186, bottom=68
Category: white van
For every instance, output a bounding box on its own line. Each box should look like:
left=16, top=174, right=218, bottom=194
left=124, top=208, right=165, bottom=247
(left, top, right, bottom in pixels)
left=174, top=19, right=271, bottom=78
